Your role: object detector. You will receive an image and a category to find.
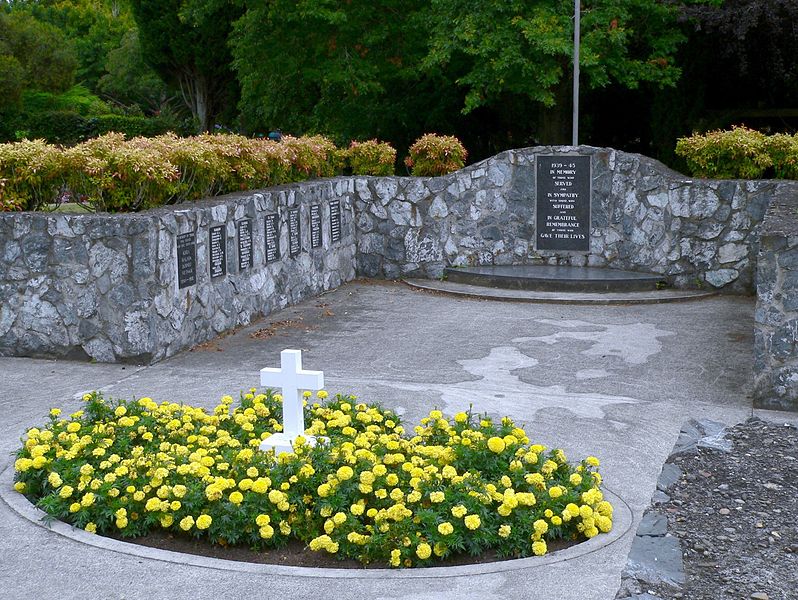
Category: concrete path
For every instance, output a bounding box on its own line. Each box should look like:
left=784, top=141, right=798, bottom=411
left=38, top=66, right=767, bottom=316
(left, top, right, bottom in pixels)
left=2, top=280, right=795, bottom=600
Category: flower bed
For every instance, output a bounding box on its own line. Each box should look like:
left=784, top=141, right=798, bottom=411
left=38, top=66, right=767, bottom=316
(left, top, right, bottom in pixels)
left=13, top=391, right=612, bottom=568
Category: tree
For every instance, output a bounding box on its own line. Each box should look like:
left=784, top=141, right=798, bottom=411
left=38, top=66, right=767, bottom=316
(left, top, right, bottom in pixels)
left=0, top=11, right=77, bottom=94
left=232, top=0, right=463, bottom=149
left=129, top=0, right=242, bottom=132
left=424, top=0, right=687, bottom=144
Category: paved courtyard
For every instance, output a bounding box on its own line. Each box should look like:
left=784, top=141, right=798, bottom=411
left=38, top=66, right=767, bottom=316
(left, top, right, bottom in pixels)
left=2, top=281, right=794, bottom=600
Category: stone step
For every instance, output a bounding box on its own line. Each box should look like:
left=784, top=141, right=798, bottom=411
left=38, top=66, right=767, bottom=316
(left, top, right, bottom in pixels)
left=444, top=265, right=667, bottom=293
left=404, top=278, right=716, bottom=305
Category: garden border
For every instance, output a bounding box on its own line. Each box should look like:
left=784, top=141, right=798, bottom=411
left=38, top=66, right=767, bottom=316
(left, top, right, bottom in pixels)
left=0, top=460, right=633, bottom=579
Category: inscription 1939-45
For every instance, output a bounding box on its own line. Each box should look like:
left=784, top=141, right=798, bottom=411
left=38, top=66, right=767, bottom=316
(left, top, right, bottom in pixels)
left=176, top=231, right=197, bottom=289
left=535, top=155, right=591, bottom=252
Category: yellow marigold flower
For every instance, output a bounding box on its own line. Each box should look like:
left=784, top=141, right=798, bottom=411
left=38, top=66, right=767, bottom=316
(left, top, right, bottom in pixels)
left=433, top=542, right=447, bottom=557
left=498, top=524, right=511, bottom=538
left=32, top=456, right=47, bottom=469
left=196, top=514, right=212, bottom=530
left=336, top=466, right=354, bottom=481
left=50, top=408, right=61, bottom=417
left=373, top=464, right=388, bottom=477
left=597, top=501, right=614, bottom=517
left=390, top=549, right=401, bottom=567
left=160, top=515, right=174, bottom=528
left=386, top=473, right=399, bottom=486
left=533, top=519, right=548, bottom=535
left=566, top=503, right=580, bottom=517
left=317, top=483, right=331, bottom=498
left=145, top=497, right=161, bottom=512
left=532, top=540, right=547, bottom=556
left=497, top=504, right=512, bottom=517
left=487, top=436, right=506, bottom=453
left=548, top=486, right=563, bottom=499
left=69, top=502, right=81, bottom=513
left=580, top=505, right=594, bottom=519
left=115, top=517, right=128, bottom=529
left=596, top=515, right=613, bottom=533
left=437, top=522, right=454, bottom=536
left=260, top=525, right=274, bottom=539
left=14, top=458, right=33, bottom=472
left=59, top=485, right=74, bottom=499
left=14, top=481, right=26, bottom=493
left=525, top=473, right=545, bottom=488
left=442, top=465, right=457, bottom=479
left=451, top=505, right=467, bottom=518
left=67, top=422, right=81, bottom=433
left=586, top=456, right=600, bottom=467
left=252, top=478, right=270, bottom=494
left=416, top=543, right=432, bottom=560
left=179, top=516, right=194, bottom=531
left=229, top=491, right=244, bottom=504
left=464, top=514, right=481, bottom=530
left=332, top=511, right=347, bottom=525
left=85, top=522, right=97, bottom=534
left=317, top=390, right=329, bottom=399
left=454, top=412, right=468, bottom=423
left=48, top=472, right=63, bottom=488
left=551, top=515, right=563, bottom=526
left=430, top=491, right=445, bottom=503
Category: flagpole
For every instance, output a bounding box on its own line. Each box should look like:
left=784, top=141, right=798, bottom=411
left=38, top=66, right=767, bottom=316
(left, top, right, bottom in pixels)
left=572, top=0, right=580, bottom=147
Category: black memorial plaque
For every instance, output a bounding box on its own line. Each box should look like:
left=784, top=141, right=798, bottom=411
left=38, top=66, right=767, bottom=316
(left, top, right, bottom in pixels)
left=264, top=213, right=280, bottom=262
left=536, top=155, right=591, bottom=251
left=237, top=218, right=253, bottom=271
left=329, top=200, right=342, bottom=244
left=209, top=225, right=226, bottom=279
left=176, top=231, right=197, bottom=289
left=288, top=208, right=301, bottom=256
left=310, top=204, right=322, bottom=249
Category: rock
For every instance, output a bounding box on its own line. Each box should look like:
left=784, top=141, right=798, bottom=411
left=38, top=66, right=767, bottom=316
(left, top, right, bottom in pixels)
left=750, top=593, right=769, bottom=600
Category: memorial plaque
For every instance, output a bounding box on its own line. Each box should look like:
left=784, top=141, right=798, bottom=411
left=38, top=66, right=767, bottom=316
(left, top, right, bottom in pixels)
left=310, top=204, right=322, bottom=249
left=329, top=200, right=342, bottom=244
left=288, top=208, right=301, bottom=256
left=536, top=155, right=591, bottom=251
left=176, top=231, right=197, bottom=289
left=237, top=218, right=253, bottom=271
left=209, top=225, right=226, bottom=279
left=264, top=213, right=280, bottom=262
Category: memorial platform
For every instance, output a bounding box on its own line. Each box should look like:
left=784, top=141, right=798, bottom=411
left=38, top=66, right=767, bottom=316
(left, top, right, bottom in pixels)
left=405, top=265, right=716, bottom=304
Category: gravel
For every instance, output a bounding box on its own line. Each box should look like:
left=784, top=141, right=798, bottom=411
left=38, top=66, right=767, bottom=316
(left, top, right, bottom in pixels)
left=619, top=417, right=798, bottom=600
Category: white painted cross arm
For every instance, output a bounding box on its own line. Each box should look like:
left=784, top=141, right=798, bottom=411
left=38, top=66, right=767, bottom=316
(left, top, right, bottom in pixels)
left=259, top=349, right=324, bottom=456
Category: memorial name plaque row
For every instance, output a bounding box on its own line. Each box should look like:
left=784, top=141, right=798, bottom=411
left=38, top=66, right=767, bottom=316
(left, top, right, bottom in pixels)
left=176, top=204, right=345, bottom=288
left=535, top=155, right=591, bottom=252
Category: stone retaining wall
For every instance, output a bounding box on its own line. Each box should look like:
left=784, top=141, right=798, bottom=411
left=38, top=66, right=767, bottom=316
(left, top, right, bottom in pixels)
left=2, top=145, right=798, bottom=388
left=0, top=179, right=356, bottom=363
left=754, top=191, right=798, bottom=411
left=355, top=146, right=796, bottom=292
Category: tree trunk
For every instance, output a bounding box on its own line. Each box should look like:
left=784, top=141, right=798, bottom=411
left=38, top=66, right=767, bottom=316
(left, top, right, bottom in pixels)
left=179, top=71, right=211, bottom=133
left=536, top=77, right=573, bottom=145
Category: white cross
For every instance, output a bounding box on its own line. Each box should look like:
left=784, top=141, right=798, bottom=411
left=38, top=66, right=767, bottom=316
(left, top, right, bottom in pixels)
left=258, top=349, right=325, bottom=455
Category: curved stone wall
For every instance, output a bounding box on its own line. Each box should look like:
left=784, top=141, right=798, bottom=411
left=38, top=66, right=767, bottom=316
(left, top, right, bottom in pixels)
left=354, top=146, right=797, bottom=292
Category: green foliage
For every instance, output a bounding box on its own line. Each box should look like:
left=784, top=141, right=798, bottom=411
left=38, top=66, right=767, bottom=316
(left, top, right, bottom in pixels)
left=129, top=0, right=242, bottom=132
left=675, top=126, right=774, bottom=179
left=405, top=134, right=467, bottom=176
left=345, top=140, right=397, bottom=176
left=0, top=133, right=345, bottom=212
left=0, top=138, right=68, bottom=211
left=764, top=134, right=798, bottom=180
left=23, top=85, right=111, bottom=117
left=0, top=11, right=77, bottom=94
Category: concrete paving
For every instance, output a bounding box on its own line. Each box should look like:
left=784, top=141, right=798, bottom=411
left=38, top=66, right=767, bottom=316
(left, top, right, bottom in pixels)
left=2, top=280, right=796, bottom=600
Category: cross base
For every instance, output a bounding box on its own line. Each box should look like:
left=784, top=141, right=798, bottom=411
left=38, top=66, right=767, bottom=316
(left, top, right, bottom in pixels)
left=258, top=433, right=327, bottom=457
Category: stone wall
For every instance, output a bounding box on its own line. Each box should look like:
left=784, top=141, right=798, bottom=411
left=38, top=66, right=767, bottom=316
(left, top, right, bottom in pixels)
left=355, top=146, right=795, bottom=291
left=0, top=179, right=357, bottom=363
left=754, top=190, right=798, bottom=411
left=3, top=145, right=798, bottom=368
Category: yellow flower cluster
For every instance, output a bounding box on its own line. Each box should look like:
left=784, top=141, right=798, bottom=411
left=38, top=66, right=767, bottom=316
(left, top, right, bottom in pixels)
left=13, top=392, right=612, bottom=568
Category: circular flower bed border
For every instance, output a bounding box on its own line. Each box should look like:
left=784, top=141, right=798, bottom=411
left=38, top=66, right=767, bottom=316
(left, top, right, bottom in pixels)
left=8, top=391, right=633, bottom=572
